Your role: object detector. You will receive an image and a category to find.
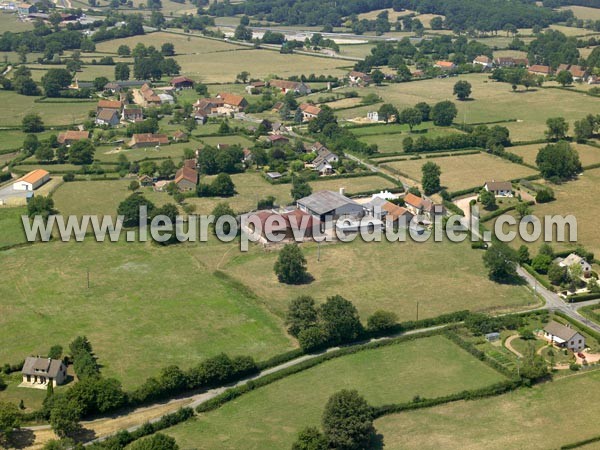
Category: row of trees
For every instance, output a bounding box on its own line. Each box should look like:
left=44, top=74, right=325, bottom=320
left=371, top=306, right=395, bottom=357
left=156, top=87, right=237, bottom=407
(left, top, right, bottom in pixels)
left=403, top=124, right=510, bottom=153
left=208, top=0, right=567, bottom=33
left=285, top=291, right=399, bottom=351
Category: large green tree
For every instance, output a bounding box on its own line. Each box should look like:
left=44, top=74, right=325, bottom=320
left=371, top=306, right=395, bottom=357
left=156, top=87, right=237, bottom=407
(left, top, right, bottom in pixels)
left=421, top=161, right=441, bottom=195
left=453, top=80, right=472, bottom=100
left=41, top=68, right=72, bottom=97
left=545, top=117, right=569, bottom=141
left=536, top=141, right=582, bottom=181
left=483, top=242, right=519, bottom=283
left=0, top=402, right=20, bottom=440
left=319, top=295, right=363, bottom=344
left=399, top=107, right=422, bottom=131
left=430, top=100, right=458, bottom=126
left=117, top=193, right=156, bottom=227
left=286, top=295, right=318, bottom=337
left=68, top=139, right=95, bottom=165
left=274, top=243, right=309, bottom=284
left=322, top=390, right=375, bottom=450
left=22, top=113, right=44, bottom=133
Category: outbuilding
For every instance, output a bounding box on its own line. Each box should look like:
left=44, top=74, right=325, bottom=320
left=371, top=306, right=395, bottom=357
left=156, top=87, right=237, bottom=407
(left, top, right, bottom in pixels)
left=13, top=169, right=50, bottom=191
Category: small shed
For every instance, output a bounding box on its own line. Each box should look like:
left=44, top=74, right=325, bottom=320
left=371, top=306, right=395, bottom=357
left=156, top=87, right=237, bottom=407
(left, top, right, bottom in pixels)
left=485, top=332, right=500, bottom=342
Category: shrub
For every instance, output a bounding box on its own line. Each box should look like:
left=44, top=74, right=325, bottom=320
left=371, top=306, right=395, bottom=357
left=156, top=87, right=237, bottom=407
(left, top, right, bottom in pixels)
left=298, top=326, right=329, bottom=352
left=366, top=310, right=398, bottom=335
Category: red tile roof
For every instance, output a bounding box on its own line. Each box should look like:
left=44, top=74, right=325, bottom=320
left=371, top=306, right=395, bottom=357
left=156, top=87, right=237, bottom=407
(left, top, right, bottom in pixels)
left=403, top=193, right=423, bottom=209
left=19, top=169, right=49, bottom=184
left=300, top=103, right=322, bottom=116
left=57, top=130, right=89, bottom=144
left=175, top=166, right=198, bottom=185
left=217, top=92, right=247, bottom=107
left=97, top=100, right=122, bottom=109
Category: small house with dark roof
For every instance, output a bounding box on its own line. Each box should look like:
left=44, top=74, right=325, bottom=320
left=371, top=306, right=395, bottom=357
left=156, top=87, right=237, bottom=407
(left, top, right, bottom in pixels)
left=170, top=76, right=194, bottom=89
left=22, top=356, right=67, bottom=387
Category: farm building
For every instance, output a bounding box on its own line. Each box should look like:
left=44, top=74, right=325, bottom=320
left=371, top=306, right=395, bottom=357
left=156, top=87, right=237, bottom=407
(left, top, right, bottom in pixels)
left=268, top=79, right=311, bottom=95
left=22, top=356, right=67, bottom=388
left=13, top=169, right=50, bottom=191
left=241, top=209, right=320, bottom=243
left=122, top=107, right=143, bottom=123
left=543, top=321, right=585, bottom=352
left=434, top=61, right=456, bottom=70
left=403, top=193, right=445, bottom=220
left=57, top=130, right=89, bottom=145
left=170, top=76, right=195, bottom=89
left=528, top=65, right=552, bottom=76
left=129, top=133, right=169, bottom=148
left=297, top=189, right=364, bottom=223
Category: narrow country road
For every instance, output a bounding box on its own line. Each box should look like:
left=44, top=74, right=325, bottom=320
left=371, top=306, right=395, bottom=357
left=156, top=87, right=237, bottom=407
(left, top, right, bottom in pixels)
left=24, top=325, right=448, bottom=447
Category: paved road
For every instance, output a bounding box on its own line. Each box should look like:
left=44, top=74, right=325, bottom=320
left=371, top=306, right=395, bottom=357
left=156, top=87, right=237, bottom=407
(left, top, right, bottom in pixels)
left=517, top=266, right=600, bottom=333
left=452, top=195, right=600, bottom=332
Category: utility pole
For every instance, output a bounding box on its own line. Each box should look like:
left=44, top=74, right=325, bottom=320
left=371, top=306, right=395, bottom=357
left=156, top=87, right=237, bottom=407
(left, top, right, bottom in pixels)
left=416, top=301, right=419, bottom=321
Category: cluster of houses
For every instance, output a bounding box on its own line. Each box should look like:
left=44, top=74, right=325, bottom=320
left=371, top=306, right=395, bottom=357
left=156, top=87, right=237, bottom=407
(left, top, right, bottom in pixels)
left=242, top=188, right=445, bottom=244
left=471, top=56, right=597, bottom=83
left=193, top=92, right=248, bottom=122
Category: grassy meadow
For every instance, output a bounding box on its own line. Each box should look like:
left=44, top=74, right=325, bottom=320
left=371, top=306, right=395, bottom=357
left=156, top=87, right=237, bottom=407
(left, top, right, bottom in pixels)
left=164, top=335, right=506, bottom=450
left=509, top=142, right=600, bottom=168
left=222, top=239, right=536, bottom=321
left=0, top=207, right=27, bottom=249
left=490, top=168, right=600, bottom=256
left=0, top=240, right=293, bottom=389
left=384, top=152, right=537, bottom=192
left=96, top=31, right=350, bottom=83
left=51, top=172, right=396, bottom=218
left=376, top=369, right=600, bottom=450
left=345, top=74, right=600, bottom=141
left=0, top=91, right=94, bottom=126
